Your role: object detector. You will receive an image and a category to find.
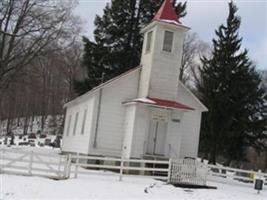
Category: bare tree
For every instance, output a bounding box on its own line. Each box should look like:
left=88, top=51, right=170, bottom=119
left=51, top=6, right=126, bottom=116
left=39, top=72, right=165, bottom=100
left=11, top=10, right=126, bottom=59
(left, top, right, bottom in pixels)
left=0, top=0, right=82, bottom=134
left=180, top=32, right=210, bottom=85
left=59, top=42, right=83, bottom=101
left=0, top=0, right=79, bottom=94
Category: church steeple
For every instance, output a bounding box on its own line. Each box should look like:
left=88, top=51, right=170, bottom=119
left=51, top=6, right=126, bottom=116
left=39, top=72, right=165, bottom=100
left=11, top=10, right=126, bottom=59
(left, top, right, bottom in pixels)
left=153, top=0, right=180, bottom=24
left=138, top=0, right=189, bottom=100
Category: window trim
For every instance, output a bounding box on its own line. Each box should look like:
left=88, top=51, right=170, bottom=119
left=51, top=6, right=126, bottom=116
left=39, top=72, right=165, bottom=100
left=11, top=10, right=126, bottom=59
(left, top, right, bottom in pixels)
left=81, top=109, right=87, bottom=135
left=73, top=112, right=79, bottom=136
left=162, top=30, right=174, bottom=53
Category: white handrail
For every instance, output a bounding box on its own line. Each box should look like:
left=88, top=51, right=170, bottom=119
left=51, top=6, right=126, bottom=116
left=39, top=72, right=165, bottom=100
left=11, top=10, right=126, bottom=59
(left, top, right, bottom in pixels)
left=70, top=153, right=171, bottom=181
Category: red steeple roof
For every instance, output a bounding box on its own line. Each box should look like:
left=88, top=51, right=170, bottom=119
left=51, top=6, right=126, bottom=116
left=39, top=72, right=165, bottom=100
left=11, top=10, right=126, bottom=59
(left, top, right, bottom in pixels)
left=153, top=0, right=180, bottom=24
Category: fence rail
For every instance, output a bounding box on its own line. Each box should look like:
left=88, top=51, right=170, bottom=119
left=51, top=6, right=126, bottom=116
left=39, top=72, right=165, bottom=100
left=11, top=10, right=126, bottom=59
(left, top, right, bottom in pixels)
left=0, top=148, right=68, bottom=179
left=207, top=164, right=267, bottom=184
left=70, top=153, right=170, bottom=181
left=1, top=149, right=267, bottom=186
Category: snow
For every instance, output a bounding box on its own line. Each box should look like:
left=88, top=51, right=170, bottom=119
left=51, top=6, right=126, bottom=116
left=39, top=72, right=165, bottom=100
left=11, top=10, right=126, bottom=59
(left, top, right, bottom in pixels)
left=0, top=147, right=266, bottom=199
left=123, top=98, right=156, bottom=104
left=1, top=171, right=266, bottom=200
left=134, top=98, right=156, bottom=104
left=0, top=135, right=60, bottom=150
left=0, top=145, right=61, bottom=154
left=160, top=19, right=180, bottom=25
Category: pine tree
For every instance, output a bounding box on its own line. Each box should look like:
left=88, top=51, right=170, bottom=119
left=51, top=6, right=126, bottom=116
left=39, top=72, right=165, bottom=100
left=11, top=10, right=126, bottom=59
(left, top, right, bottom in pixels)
left=74, top=0, right=186, bottom=95
left=197, top=1, right=267, bottom=165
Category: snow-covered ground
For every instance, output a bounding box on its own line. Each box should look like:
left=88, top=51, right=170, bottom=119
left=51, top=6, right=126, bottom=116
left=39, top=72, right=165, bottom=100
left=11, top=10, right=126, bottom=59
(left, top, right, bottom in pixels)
left=0, top=146, right=266, bottom=200
left=1, top=170, right=266, bottom=200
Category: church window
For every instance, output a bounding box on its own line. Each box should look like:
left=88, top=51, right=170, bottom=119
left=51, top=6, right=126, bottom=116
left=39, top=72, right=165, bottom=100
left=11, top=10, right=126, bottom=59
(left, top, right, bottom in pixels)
left=73, top=112, right=79, bottom=135
left=163, top=31, right=174, bottom=52
left=146, top=31, right=153, bottom=52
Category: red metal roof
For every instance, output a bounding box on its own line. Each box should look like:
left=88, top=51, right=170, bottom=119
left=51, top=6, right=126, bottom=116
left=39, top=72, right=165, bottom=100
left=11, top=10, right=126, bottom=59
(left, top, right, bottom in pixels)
left=153, top=0, right=180, bottom=24
left=123, top=97, right=194, bottom=111
left=148, top=97, right=194, bottom=110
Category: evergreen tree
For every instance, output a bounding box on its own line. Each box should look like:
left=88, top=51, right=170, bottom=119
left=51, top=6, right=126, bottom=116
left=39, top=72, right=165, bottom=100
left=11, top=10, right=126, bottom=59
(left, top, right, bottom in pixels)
left=197, top=1, right=267, bottom=165
left=74, top=0, right=186, bottom=95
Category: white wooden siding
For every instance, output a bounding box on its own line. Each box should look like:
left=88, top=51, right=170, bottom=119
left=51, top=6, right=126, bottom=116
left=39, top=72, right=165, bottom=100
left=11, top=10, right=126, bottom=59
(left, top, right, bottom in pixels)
left=121, top=104, right=137, bottom=158
left=165, top=111, right=183, bottom=158
left=62, top=96, right=96, bottom=154
left=177, top=83, right=203, bottom=158
left=88, top=69, right=140, bottom=157
left=179, top=111, right=202, bottom=158
left=139, top=23, right=187, bottom=100
left=131, top=105, right=150, bottom=158
left=138, top=26, right=156, bottom=98
left=65, top=114, right=72, bottom=137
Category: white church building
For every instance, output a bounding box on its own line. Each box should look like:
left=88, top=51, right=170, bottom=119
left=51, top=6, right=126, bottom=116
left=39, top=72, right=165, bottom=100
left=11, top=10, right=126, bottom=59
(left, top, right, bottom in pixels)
left=62, top=0, right=207, bottom=159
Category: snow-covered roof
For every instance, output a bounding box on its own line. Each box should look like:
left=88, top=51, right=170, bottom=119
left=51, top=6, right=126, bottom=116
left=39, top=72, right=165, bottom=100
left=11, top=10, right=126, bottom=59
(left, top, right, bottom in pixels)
left=123, top=97, right=194, bottom=111
left=64, top=66, right=207, bottom=113
left=64, top=67, right=141, bottom=108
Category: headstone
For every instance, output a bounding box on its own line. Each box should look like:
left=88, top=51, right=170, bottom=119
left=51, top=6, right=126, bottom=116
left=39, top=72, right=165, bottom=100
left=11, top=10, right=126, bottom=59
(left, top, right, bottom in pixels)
left=254, top=170, right=264, bottom=194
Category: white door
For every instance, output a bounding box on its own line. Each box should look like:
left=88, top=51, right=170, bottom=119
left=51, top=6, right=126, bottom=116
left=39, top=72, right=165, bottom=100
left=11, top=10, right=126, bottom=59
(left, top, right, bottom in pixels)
left=147, top=120, right=157, bottom=154
left=155, top=121, right=167, bottom=155
left=147, top=120, right=167, bottom=155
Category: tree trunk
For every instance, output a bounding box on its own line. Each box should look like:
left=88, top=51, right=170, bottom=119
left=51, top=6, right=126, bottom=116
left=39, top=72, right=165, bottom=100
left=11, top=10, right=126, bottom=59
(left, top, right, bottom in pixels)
left=23, top=116, right=29, bottom=135
left=208, top=150, right=217, bottom=165
left=16, top=117, right=20, bottom=127
left=6, top=117, right=11, bottom=134
left=208, top=126, right=217, bottom=165
left=30, top=114, right=34, bottom=132
left=225, top=158, right=232, bottom=167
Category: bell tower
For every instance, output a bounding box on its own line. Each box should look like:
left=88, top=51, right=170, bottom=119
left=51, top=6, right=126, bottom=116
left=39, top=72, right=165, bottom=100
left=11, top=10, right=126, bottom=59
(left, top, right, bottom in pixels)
left=138, top=0, right=189, bottom=101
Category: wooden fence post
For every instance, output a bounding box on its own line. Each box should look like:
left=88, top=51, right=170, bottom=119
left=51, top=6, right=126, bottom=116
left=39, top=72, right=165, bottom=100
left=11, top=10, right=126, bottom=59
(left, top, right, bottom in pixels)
left=58, top=155, right=62, bottom=179
left=167, top=158, right=172, bottom=184
left=0, top=149, right=5, bottom=173
left=63, top=155, right=67, bottom=179
left=28, top=151, right=33, bottom=175
left=74, top=152, right=80, bottom=178
left=119, top=157, right=124, bottom=181
left=66, top=154, right=72, bottom=178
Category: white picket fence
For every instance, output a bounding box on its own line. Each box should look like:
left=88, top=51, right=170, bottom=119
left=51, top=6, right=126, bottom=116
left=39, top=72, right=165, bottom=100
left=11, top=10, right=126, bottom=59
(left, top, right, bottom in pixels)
left=207, top=164, right=267, bottom=184
left=69, top=154, right=267, bottom=186
left=0, top=149, right=266, bottom=187
left=0, top=148, right=69, bottom=179
left=69, top=153, right=170, bottom=181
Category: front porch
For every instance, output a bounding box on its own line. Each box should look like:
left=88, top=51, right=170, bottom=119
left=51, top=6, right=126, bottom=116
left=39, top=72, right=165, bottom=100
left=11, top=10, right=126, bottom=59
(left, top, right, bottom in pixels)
left=122, top=97, right=194, bottom=159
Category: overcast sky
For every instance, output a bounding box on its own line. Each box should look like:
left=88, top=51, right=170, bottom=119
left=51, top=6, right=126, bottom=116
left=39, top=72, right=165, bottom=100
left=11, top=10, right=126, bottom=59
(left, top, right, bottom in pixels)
left=75, top=0, right=267, bottom=70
